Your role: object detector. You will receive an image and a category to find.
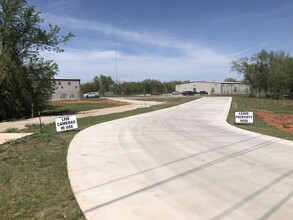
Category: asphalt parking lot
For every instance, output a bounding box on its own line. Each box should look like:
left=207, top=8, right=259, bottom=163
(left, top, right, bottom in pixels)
left=68, top=97, right=293, bottom=220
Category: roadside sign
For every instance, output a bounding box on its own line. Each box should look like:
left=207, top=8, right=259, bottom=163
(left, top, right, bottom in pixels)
left=55, top=115, right=78, bottom=132
left=235, top=112, right=253, bottom=124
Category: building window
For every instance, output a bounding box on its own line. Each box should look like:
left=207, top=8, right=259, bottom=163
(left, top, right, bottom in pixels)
left=68, top=81, right=71, bottom=85
left=58, top=81, right=61, bottom=85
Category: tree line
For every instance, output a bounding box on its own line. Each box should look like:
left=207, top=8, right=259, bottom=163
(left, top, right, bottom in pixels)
left=81, top=76, right=190, bottom=96
left=231, top=49, right=293, bottom=99
left=0, top=0, right=73, bottom=121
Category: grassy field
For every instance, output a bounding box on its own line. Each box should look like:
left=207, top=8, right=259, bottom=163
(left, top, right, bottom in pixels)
left=227, top=95, right=293, bottom=141
left=41, top=98, right=127, bottom=116
left=0, top=96, right=199, bottom=219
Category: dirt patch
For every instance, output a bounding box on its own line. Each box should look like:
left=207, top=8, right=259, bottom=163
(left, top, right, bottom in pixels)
left=256, top=112, right=293, bottom=134
left=280, top=102, right=293, bottom=107
left=50, top=99, right=130, bottom=105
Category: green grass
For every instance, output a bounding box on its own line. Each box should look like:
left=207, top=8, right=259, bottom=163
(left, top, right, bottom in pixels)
left=2, top=95, right=291, bottom=219
left=227, top=95, right=293, bottom=141
left=0, top=97, right=199, bottom=219
left=41, top=98, right=123, bottom=116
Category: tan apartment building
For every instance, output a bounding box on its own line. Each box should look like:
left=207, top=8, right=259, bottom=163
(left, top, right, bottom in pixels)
left=51, top=78, right=81, bottom=100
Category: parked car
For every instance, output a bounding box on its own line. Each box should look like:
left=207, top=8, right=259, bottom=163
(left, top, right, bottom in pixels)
left=181, top=91, right=194, bottom=96
left=199, top=91, right=208, bottom=95
left=83, top=92, right=100, bottom=98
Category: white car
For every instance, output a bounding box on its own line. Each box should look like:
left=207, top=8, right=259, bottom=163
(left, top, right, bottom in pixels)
left=83, top=92, right=100, bottom=98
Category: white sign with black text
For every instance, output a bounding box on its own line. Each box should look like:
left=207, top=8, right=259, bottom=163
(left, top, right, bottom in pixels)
left=235, top=112, right=253, bottom=124
left=55, top=115, right=78, bottom=132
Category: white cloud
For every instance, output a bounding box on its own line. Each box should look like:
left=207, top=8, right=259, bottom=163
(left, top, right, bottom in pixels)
left=40, top=13, right=243, bottom=82
left=42, top=13, right=203, bottom=53
left=42, top=48, right=239, bottom=83
left=46, top=0, right=81, bottom=13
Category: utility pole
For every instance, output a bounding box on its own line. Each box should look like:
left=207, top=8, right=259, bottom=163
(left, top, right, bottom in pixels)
left=115, top=42, right=118, bottom=84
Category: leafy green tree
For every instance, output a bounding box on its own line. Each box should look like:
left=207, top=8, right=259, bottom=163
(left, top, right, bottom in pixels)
left=269, top=52, right=292, bottom=99
left=80, top=82, right=97, bottom=94
left=25, top=59, right=58, bottom=117
left=99, top=75, right=114, bottom=96
left=224, top=78, right=237, bottom=82
left=80, top=75, right=114, bottom=96
left=231, top=53, right=267, bottom=97
left=92, top=76, right=101, bottom=91
left=112, top=81, right=123, bottom=95
left=287, top=58, right=293, bottom=98
left=141, top=79, right=163, bottom=95
left=0, top=0, right=73, bottom=120
left=162, top=81, right=183, bottom=93
left=122, top=81, right=142, bottom=95
left=251, top=49, right=272, bottom=96
left=230, top=57, right=257, bottom=95
left=231, top=49, right=293, bottom=99
left=0, top=0, right=72, bottom=60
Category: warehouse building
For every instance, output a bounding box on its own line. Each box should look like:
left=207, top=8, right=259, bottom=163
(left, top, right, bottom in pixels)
left=175, top=81, right=250, bottom=95
left=51, top=78, right=81, bottom=100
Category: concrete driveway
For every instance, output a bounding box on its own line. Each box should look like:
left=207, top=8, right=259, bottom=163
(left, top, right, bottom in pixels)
left=68, top=97, right=293, bottom=220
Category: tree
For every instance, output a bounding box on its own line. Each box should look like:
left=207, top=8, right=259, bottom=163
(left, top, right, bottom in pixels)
left=80, top=75, right=114, bottom=96
left=121, top=81, right=142, bottom=95
left=269, top=52, right=292, bottom=99
left=231, top=49, right=293, bottom=99
left=162, top=81, right=183, bottom=93
left=25, top=59, right=58, bottom=117
left=251, top=49, right=272, bottom=96
left=0, top=0, right=73, bottom=120
left=224, top=78, right=237, bottom=82
left=230, top=57, right=257, bottom=95
left=0, top=0, right=72, bottom=60
left=141, top=79, right=163, bottom=95
left=99, top=75, right=114, bottom=96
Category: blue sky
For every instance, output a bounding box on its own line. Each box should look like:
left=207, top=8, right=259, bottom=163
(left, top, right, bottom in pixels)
left=28, top=0, right=293, bottom=83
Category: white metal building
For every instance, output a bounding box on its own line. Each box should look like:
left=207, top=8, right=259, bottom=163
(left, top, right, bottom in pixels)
left=51, top=78, right=81, bottom=100
left=175, top=81, right=250, bottom=95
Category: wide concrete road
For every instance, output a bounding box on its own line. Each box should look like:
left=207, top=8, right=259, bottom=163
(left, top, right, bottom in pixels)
left=68, top=97, right=293, bottom=220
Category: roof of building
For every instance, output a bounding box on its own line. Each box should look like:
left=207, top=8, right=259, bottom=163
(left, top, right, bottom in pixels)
left=53, top=78, right=80, bottom=82
left=177, top=81, right=247, bottom=85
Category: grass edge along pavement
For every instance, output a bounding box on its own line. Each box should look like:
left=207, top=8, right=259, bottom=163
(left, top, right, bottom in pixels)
left=227, top=95, right=293, bottom=141
left=0, top=97, right=198, bottom=219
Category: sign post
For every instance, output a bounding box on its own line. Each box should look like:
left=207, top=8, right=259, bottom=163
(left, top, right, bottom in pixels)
left=55, top=115, right=78, bottom=132
left=235, top=112, right=253, bottom=124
